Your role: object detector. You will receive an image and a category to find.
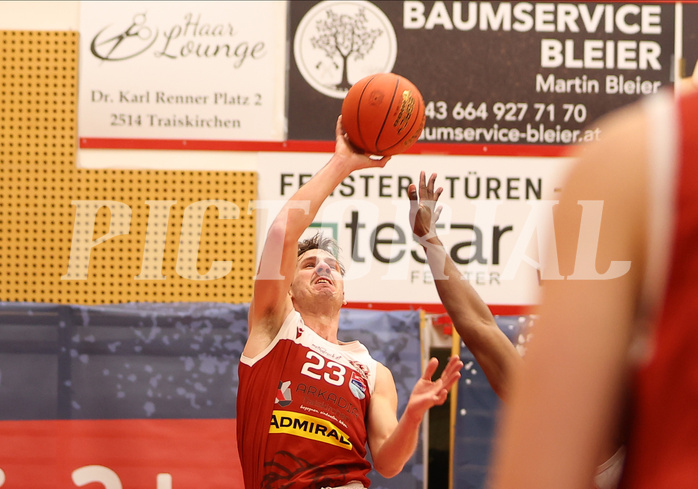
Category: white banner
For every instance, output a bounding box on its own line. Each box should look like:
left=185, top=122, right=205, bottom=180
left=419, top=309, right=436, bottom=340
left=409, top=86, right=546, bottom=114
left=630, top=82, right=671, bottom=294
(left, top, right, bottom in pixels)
left=256, top=153, right=575, bottom=307
left=78, top=1, right=286, bottom=143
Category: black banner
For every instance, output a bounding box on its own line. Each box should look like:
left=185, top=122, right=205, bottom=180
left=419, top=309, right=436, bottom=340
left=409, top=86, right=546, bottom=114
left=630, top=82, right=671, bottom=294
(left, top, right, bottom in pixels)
left=289, top=1, right=675, bottom=151
left=684, top=3, right=698, bottom=78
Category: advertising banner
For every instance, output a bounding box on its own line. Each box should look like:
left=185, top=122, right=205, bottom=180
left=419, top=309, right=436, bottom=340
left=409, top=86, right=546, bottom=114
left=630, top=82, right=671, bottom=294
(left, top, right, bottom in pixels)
left=78, top=1, right=287, bottom=149
left=289, top=1, right=675, bottom=155
left=256, top=152, right=575, bottom=309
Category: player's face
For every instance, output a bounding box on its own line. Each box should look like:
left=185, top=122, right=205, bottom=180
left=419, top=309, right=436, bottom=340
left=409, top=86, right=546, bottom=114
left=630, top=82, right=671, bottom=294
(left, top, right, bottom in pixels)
left=290, top=249, right=345, bottom=306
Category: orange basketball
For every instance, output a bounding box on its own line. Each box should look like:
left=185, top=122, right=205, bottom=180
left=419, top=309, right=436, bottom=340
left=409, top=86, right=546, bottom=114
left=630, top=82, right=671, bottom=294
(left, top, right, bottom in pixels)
left=341, top=73, right=426, bottom=156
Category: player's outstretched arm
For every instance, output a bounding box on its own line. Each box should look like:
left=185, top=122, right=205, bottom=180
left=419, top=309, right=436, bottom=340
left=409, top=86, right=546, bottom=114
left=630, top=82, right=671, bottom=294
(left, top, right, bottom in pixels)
left=246, top=117, right=390, bottom=353
left=408, top=171, right=522, bottom=400
left=367, top=356, right=463, bottom=477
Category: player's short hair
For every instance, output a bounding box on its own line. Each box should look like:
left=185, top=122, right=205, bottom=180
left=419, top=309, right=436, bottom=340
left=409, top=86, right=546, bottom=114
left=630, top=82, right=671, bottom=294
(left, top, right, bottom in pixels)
left=297, top=233, right=346, bottom=275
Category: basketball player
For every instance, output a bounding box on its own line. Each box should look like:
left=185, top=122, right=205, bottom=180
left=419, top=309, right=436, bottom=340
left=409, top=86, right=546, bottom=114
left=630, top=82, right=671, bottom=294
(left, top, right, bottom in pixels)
left=407, top=171, right=520, bottom=399
left=488, top=78, right=698, bottom=489
left=407, top=171, right=624, bottom=489
left=236, top=116, right=464, bottom=489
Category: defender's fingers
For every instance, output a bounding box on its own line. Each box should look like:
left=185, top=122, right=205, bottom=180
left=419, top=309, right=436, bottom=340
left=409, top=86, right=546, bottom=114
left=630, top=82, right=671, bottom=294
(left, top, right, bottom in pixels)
left=442, top=367, right=462, bottom=386
left=427, top=173, right=438, bottom=193
left=419, top=171, right=430, bottom=200
left=408, top=184, right=420, bottom=218
left=442, top=356, right=464, bottom=375
left=435, top=187, right=444, bottom=201
left=422, top=357, right=440, bottom=381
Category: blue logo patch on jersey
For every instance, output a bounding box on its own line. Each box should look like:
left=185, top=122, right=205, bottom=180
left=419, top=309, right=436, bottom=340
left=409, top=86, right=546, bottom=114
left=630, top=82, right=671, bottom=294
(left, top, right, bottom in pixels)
left=349, top=371, right=366, bottom=400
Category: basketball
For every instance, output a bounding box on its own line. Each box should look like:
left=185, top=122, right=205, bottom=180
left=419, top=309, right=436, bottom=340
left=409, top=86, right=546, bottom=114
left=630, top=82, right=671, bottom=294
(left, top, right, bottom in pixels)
left=341, top=73, right=426, bottom=156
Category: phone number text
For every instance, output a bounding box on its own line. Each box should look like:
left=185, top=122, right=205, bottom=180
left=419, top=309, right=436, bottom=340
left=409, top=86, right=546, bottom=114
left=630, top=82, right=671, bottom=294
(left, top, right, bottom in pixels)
left=425, top=101, right=589, bottom=123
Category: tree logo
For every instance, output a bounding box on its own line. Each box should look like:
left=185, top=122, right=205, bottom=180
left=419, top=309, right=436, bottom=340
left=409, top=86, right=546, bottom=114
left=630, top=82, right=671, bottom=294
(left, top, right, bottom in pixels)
left=294, top=1, right=398, bottom=99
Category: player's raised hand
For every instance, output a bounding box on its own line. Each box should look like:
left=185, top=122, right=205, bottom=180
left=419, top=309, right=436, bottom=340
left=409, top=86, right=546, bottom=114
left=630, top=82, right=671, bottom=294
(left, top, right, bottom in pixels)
left=408, top=171, right=443, bottom=240
left=404, top=356, right=463, bottom=422
left=335, top=115, right=391, bottom=169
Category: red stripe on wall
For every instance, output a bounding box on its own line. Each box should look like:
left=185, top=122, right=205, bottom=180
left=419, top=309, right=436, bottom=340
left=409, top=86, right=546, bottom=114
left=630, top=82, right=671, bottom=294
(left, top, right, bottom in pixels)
left=79, top=137, right=570, bottom=157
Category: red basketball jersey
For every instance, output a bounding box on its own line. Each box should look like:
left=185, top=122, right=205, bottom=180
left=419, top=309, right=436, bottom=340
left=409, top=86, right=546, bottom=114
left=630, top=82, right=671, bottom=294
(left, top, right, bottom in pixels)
left=620, top=89, right=698, bottom=488
left=237, top=311, right=377, bottom=489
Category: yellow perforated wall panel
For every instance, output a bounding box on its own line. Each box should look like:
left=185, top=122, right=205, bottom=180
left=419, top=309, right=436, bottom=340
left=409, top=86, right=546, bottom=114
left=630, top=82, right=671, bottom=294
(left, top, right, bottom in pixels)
left=1, top=31, right=256, bottom=305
